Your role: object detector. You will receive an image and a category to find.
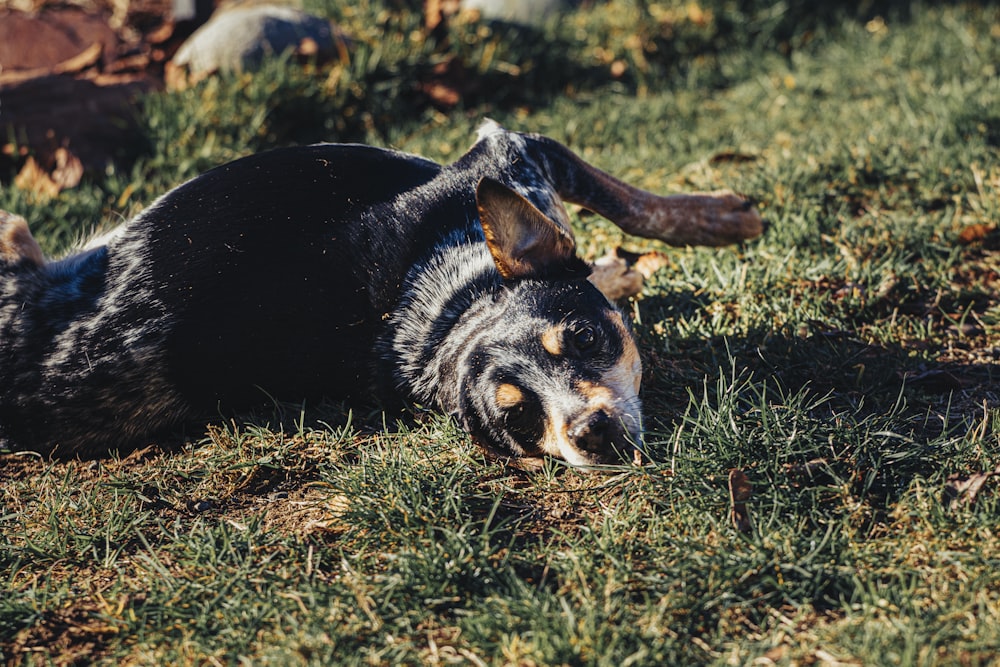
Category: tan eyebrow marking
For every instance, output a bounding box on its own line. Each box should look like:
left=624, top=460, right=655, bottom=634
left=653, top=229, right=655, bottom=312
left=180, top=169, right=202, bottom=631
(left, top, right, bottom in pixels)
left=540, top=324, right=563, bottom=356
left=495, top=383, right=525, bottom=409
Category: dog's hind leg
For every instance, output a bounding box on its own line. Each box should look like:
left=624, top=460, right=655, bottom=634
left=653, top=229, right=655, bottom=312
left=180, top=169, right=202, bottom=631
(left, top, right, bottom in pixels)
left=0, top=211, right=45, bottom=269
left=524, top=134, right=764, bottom=248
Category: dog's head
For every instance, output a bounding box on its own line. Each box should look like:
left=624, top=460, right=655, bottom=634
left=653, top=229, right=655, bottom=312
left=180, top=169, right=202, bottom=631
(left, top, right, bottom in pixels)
left=453, top=178, right=643, bottom=466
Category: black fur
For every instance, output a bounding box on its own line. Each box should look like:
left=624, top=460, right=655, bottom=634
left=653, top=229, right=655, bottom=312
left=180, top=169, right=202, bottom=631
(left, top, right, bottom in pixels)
left=1, top=122, right=756, bottom=464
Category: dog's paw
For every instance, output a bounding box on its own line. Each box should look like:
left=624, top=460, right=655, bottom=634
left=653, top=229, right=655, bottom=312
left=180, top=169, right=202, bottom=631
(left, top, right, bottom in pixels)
left=0, top=211, right=45, bottom=268
left=676, top=190, right=764, bottom=247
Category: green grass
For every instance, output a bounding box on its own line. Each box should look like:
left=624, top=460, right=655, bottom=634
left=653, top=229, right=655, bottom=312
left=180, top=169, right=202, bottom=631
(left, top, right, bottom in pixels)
left=3, top=0, right=1000, bottom=664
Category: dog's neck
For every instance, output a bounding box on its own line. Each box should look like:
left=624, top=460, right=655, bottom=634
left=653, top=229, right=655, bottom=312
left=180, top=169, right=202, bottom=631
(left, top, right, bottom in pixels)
left=377, top=236, right=503, bottom=413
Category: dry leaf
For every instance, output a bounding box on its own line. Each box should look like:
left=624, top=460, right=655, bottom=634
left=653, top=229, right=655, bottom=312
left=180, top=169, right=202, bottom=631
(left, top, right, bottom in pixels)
left=13, top=148, right=83, bottom=197
left=729, top=468, right=753, bottom=533
left=50, top=147, right=84, bottom=190
left=958, top=223, right=995, bottom=245
left=419, top=57, right=468, bottom=109
left=943, top=464, right=1000, bottom=510
left=632, top=448, right=646, bottom=467
left=589, top=247, right=670, bottom=301
left=422, top=81, right=461, bottom=108
left=709, top=151, right=758, bottom=164
left=14, top=157, right=61, bottom=198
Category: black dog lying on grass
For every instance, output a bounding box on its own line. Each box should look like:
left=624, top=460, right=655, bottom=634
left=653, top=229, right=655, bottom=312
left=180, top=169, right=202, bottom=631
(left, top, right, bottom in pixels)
left=0, top=121, right=761, bottom=465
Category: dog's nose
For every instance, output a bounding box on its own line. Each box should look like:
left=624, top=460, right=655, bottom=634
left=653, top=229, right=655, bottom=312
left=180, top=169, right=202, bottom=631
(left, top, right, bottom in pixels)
left=568, top=410, right=613, bottom=452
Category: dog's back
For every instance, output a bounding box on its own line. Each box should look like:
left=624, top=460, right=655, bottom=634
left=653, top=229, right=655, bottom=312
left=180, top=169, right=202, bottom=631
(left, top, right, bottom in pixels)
left=1, top=144, right=445, bottom=453
left=137, top=144, right=444, bottom=410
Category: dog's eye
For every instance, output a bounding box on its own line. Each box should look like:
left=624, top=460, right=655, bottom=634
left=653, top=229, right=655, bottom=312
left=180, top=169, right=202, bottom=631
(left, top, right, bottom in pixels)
left=506, top=402, right=529, bottom=425
left=504, top=401, right=541, bottom=441
left=572, top=325, right=598, bottom=353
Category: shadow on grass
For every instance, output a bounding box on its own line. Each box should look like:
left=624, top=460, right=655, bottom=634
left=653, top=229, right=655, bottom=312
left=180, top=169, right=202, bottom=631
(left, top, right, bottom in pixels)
left=637, top=288, right=1000, bottom=509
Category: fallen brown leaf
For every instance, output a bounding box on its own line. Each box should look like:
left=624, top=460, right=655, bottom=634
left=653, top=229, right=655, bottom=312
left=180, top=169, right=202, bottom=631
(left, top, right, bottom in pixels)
left=589, top=247, right=670, bottom=301
left=15, top=157, right=61, bottom=198
left=50, top=147, right=85, bottom=190
left=729, top=468, right=753, bottom=533
left=418, top=57, right=470, bottom=110
left=943, top=464, right=1000, bottom=510
left=14, top=148, right=84, bottom=197
left=709, top=151, right=759, bottom=164
left=958, top=223, right=996, bottom=245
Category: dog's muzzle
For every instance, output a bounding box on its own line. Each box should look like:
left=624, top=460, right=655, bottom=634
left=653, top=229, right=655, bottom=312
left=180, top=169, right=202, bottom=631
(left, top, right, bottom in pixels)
left=564, top=408, right=641, bottom=465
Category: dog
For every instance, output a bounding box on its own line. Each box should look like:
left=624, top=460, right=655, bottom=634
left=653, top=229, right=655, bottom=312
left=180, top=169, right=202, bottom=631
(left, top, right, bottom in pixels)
left=0, top=121, right=761, bottom=465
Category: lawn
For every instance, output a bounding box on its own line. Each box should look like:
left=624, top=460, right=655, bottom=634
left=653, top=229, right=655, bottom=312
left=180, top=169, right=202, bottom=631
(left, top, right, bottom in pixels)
left=3, top=0, right=1000, bottom=664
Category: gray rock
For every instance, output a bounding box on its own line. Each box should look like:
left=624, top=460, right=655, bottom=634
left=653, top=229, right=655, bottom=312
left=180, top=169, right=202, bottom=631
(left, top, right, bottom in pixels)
left=463, top=0, right=581, bottom=25
left=171, top=5, right=342, bottom=77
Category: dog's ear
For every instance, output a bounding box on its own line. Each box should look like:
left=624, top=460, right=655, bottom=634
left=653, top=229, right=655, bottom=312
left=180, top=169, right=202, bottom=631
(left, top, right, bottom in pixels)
left=476, top=177, right=589, bottom=281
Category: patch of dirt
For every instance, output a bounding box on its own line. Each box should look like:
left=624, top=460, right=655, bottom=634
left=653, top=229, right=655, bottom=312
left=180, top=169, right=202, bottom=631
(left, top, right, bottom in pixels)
left=6, top=602, right=118, bottom=666
left=3, top=561, right=130, bottom=667
left=0, top=452, right=50, bottom=482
